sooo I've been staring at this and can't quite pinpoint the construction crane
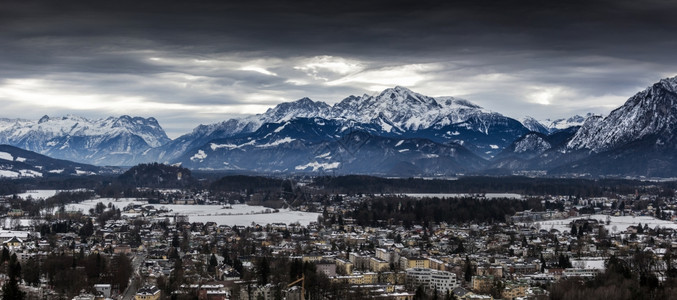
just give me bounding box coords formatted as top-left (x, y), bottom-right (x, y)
top-left (287, 274), bottom-right (305, 300)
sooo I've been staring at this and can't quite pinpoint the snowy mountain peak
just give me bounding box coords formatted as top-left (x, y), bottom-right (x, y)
top-left (657, 75), bottom-right (677, 93)
top-left (262, 97), bottom-right (331, 123)
top-left (0, 115), bottom-right (171, 165)
top-left (519, 116), bottom-right (550, 134)
top-left (514, 133), bottom-right (552, 154)
top-left (377, 86), bottom-right (439, 105)
top-left (544, 113), bottom-right (592, 131)
top-left (567, 76), bottom-right (677, 152)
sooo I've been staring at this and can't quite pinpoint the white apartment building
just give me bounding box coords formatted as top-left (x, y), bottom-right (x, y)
top-left (406, 267), bottom-right (458, 293)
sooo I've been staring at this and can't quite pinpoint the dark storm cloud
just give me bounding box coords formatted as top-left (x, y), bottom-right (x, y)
top-left (0, 0), bottom-right (676, 137)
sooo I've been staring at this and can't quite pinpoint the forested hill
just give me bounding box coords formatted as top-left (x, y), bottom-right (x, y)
top-left (118, 163), bottom-right (194, 188)
top-left (311, 175), bottom-right (670, 197)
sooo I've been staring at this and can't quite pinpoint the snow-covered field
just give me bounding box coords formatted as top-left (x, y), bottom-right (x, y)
top-left (15, 190), bottom-right (61, 200)
top-left (532, 214), bottom-right (677, 234)
top-left (65, 198), bottom-right (320, 226)
top-left (403, 193), bottom-right (523, 200)
top-left (10, 189), bottom-right (90, 200)
top-left (188, 209), bottom-right (320, 226)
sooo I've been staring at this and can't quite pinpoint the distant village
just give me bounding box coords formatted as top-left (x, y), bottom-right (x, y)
top-left (0, 184), bottom-right (676, 300)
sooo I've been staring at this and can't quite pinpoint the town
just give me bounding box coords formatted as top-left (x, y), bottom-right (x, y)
top-left (0, 165), bottom-right (675, 300)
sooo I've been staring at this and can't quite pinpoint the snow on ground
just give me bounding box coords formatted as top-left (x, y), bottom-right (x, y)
top-left (403, 193), bottom-right (523, 200)
top-left (0, 152), bottom-right (13, 161)
top-left (190, 150), bottom-right (207, 162)
top-left (533, 214), bottom-right (677, 234)
top-left (0, 170), bottom-right (19, 178)
top-left (0, 229), bottom-right (31, 239)
top-left (65, 198), bottom-right (320, 226)
top-left (3, 218), bottom-right (40, 229)
top-left (65, 198), bottom-right (146, 212)
top-left (13, 189), bottom-right (89, 200)
top-left (188, 209), bottom-right (320, 226)
top-left (295, 162), bottom-right (340, 171)
top-left (16, 190), bottom-right (60, 200)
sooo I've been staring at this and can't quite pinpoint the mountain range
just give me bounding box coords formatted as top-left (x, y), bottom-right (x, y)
top-left (1, 76), bottom-right (677, 177)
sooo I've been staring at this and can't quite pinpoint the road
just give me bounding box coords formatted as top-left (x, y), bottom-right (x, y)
top-left (120, 253), bottom-right (146, 300)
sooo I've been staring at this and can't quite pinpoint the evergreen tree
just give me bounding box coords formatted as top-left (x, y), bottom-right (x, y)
top-left (540, 253), bottom-right (546, 272)
top-left (208, 253), bottom-right (218, 274)
top-left (3, 253), bottom-right (24, 300)
top-left (257, 256), bottom-right (271, 285)
top-left (0, 247), bottom-right (9, 264)
top-left (454, 241), bottom-right (465, 254)
top-left (464, 256), bottom-right (473, 282)
top-left (23, 257), bottom-right (40, 287)
top-left (414, 285), bottom-right (426, 300)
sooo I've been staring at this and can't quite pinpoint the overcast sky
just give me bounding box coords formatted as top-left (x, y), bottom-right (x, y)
top-left (1, 0), bottom-right (676, 138)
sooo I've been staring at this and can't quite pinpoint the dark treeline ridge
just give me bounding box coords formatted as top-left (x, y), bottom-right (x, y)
top-left (209, 175), bottom-right (288, 193)
top-left (313, 175), bottom-right (671, 196)
top-left (2, 168), bottom-right (676, 202)
top-left (346, 196), bottom-right (543, 226)
top-left (0, 176), bottom-right (103, 196)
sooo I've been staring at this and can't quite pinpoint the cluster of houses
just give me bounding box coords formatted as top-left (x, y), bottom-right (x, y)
top-left (0, 188), bottom-right (674, 299)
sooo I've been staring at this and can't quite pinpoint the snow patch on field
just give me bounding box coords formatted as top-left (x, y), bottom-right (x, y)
top-left (16, 190), bottom-right (60, 199)
top-left (0, 152), bottom-right (13, 161)
top-left (19, 170), bottom-right (41, 177)
top-left (273, 123), bottom-right (288, 133)
top-left (0, 170), bottom-right (18, 178)
top-left (190, 150), bottom-right (207, 162)
top-left (65, 199), bottom-right (320, 226)
top-left (210, 140), bottom-right (256, 150)
top-left (256, 137), bottom-right (295, 148)
top-left (315, 152), bottom-right (331, 158)
top-left (532, 214), bottom-right (677, 233)
top-left (295, 161), bottom-right (340, 171)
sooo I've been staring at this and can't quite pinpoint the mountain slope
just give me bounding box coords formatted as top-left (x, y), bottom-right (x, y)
top-left (568, 78), bottom-right (677, 152)
top-left (0, 115), bottom-right (170, 166)
top-left (0, 144), bottom-right (109, 178)
top-left (176, 118), bottom-right (486, 175)
top-left (519, 117), bottom-right (551, 134)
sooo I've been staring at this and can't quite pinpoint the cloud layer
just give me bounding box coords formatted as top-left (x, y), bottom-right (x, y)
top-left (1, 0), bottom-right (676, 137)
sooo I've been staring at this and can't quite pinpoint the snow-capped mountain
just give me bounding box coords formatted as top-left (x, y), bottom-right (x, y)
top-left (492, 126), bottom-right (579, 166)
top-left (518, 114), bottom-right (590, 135)
top-left (541, 76), bottom-right (677, 176)
top-left (330, 87), bottom-right (489, 131)
top-left (0, 115), bottom-right (170, 166)
top-left (568, 78), bottom-right (677, 152)
top-left (544, 113), bottom-right (592, 132)
top-left (490, 76), bottom-right (677, 177)
top-left (519, 117), bottom-right (551, 134)
top-left (154, 86), bottom-right (526, 163)
top-left (6, 76), bottom-right (677, 177)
